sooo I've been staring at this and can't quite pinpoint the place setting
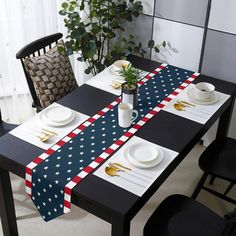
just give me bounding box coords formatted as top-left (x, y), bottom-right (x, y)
top-left (85, 59), bottom-right (149, 95)
top-left (93, 100), bottom-right (178, 195)
top-left (10, 103), bottom-right (89, 149)
top-left (94, 136), bottom-right (179, 196)
top-left (163, 82), bottom-right (230, 124)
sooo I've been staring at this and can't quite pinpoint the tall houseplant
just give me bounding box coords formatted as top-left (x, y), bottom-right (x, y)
top-left (59, 0), bottom-right (165, 75)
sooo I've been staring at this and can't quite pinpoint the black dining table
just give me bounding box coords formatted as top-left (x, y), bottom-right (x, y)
top-left (0, 55), bottom-right (235, 236)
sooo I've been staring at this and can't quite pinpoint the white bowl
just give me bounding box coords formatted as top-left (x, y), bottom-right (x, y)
top-left (194, 82), bottom-right (215, 101)
top-left (110, 60), bottom-right (131, 75)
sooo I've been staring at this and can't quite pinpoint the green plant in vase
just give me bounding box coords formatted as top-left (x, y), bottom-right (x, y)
top-left (119, 64), bottom-right (141, 107)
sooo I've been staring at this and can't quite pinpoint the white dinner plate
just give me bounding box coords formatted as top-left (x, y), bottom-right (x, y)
top-left (124, 143), bottom-right (163, 169)
top-left (39, 106), bottom-right (75, 127)
top-left (187, 88), bottom-right (220, 105)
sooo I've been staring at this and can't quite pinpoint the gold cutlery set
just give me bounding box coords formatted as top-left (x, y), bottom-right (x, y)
top-left (173, 100), bottom-right (211, 114)
top-left (36, 128), bottom-right (58, 142)
top-left (105, 162), bottom-right (153, 187)
top-left (111, 81), bottom-right (122, 89)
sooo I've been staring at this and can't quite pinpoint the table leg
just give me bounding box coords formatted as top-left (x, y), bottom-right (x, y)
top-left (216, 97), bottom-right (235, 141)
top-left (0, 168), bottom-right (18, 236)
top-left (111, 216), bottom-right (130, 236)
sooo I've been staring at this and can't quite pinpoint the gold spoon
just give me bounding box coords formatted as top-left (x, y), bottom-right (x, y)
top-left (173, 103), bottom-right (186, 111)
top-left (105, 166), bottom-right (120, 177)
top-left (105, 166), bottom-right (146, 187)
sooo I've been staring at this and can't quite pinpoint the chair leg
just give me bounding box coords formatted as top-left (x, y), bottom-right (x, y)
top-left (192, 173), bottom-right (208, 199)
top-left (224, 182), bottom-right (234, 196)
top-left (209, 176), bottom-right (215, 185)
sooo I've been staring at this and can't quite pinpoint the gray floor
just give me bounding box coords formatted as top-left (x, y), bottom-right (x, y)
top-left (1, 144), bottom-right (235, 236)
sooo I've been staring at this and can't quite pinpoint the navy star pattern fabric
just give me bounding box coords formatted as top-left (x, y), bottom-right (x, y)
top-left (31, 65), bottom-right (194, 221)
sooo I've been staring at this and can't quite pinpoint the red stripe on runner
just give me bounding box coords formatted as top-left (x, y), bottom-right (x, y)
top-left (64, 187), bottom-right (71, 195)
top-left (105, 148), bottom-right (114, 155)
top-left (138, 81), bottom-right (145, 85)
top-left (159, 65), bottom-right (166, 69)
top-left (114, 139), bottom-right (124, 146)
top-left (191, 74), bottom-right (198, 78)
top-left (34, 157), bottom-right (44, 164)
top-left (95, 157), bottom-right (105, 163)
top-left (178, 85), bottom-right (185, 90)
top-left (164, 97), bottom-right (172, 102)
top-left (64, 200), bottom-right (71, 209)
top-left (157, 104), bottom-right (165, 108)
top-left (26, 167), bottom-right (32, 174)
top-left (45, 149), bottom-right (54, 155)
top-left (57, 140), bottom-right (66, 147)
top-left (25, 180), bottom-right (32, 188)
top-left (141, 117), bottom-right (149, 122)
top-left (171, 91), bottom-right (179, 96)
top-left (83, 166), bottom-right (93, 173)
top-left (106, 104), bottom-right (113, 109)
top-left (115, 97), bottom-right (121, 103)
top-left (87, 117), bottom-right (96, 123)
top-left (67, 132), bottom-right (77, 138)
top-left (98, 111), bottom-right (105, 116)
top-left (185, 79), bottom-right (192, 84)
top-left (71, 175), bottom-right (82, 184)
top-left (124, 132), bottom-right (133, 138)
top-left (79, 124), bottom-right (86, 130)
top-left (149, 110), bottom-right (158, 115)
top-left (133, 124), bottom-right (142, 130)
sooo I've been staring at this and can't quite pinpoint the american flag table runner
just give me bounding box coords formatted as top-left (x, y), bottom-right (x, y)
top-left (25, 64), bottom-right (200, 221)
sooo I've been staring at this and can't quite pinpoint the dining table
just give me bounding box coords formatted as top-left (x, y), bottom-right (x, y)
top-left (0, 55), bottom-right (236, 236)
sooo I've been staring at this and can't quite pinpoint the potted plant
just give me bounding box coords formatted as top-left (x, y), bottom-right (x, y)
top-left (59, 0), bottom-right (166, 76)
top-left (119, 64), bottom-right (141, 107)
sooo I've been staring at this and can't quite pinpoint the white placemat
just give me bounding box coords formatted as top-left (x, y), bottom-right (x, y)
top-left (163, 84), bottom-right (230, 124)
top-left (93, 136), bottom-right (178, 196)
top-left (86, 65), bottom-right (149, 95)
top-left (10, 103), bottom-right (89, 149)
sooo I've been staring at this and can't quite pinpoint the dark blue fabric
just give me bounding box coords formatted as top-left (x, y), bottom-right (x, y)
top-left (31, 65), bottom-right (194, 221)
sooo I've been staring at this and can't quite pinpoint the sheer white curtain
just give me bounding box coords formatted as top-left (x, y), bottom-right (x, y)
top-left (0, 0), bottom-right (85, 124)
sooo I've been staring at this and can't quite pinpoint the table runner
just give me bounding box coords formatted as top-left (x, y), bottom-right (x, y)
top-left (26, 64), bottom-right (200, 221)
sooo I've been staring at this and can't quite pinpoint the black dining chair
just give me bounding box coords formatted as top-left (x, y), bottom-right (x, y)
top-left (16, 33), bottom-right (78, 112)
top-left (143, 194), bottom-right (236, 236)
top-left (191, 137), bottom-right (236, 205)
top-left (0, 109), bottom-right (16, 137)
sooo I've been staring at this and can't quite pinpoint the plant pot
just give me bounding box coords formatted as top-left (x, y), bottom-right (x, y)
top-left (121, 83), bottom-right (138, 107)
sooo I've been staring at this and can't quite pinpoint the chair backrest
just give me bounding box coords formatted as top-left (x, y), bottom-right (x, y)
top-left (16, 33), bottom-right (63, 111)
